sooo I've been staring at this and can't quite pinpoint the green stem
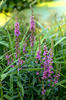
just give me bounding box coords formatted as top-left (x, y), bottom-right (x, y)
top-left (42, 81), bottom-right (44, 100)
top-left (10, 74), bottom-right (13, 96)
top-left (17, 72), bottom-right (23, 100)
top-left (0, 80), bottom-right (3, 100)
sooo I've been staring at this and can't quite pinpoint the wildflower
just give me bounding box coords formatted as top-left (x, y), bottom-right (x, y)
top-left (15, 53), bottom-right (17, 58)
top-left (14, 21), bottom-right (21, 60)
top-left (36, 50), bottom-right (41, 60)
top-left (53, 73), bottom-right (60, 84)
top-left (30, 15), bottom-right (35, 48)
top-left (20, 60), bottom-right (24, 65)
top-left (18, 67), bottom-right (22, 71)
top-left (30, 16), bottom-right (35, 32)
top-left (42, 44), bottom-right (54, 80)
top-left (36, 72), bottom-right (39, 75)
top-left (42, 44), bottom-right (49, 79)
top-left (11, 65), bottom-right (14, 68)
top-left (17, 58), bottom-right (24, 66)
top-left (42, 70), bottom-right (47, 79)
top-left (23, 43), bottom-right (27, 53)
top-left (41, 89), bottom-right (46, 95)
top-left (14, 22), bottom-right (20, 37)
top-left (30, 33), bottom-right (34, 48)
top-left (5, 55), bottom-right (9, 60)
top-left (5, 55), bottom-right (10, 65)
top-left (35, 61), bottom-right (38, 64)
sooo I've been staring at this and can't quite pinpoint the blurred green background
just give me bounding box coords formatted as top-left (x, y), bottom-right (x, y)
top-left (0, 0), bottom-right (66, 26)
top-left (0, 0), bottom-right (54, 12)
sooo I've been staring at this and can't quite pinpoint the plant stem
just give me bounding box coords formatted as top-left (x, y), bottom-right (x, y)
top-left (0, 80), bottom-right (3, 100)
top-left (10, 74), bottom-right (13, 96)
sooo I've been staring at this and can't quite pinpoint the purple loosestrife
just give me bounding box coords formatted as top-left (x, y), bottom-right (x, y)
top-left (14, 21), bottom-right (20, 59)
top-left (41, 89), bottom-right (46, 95)
top-left (41, 44), bottom-right (54, 96)
top-left (14, 20), bottom-right (22, 70)
top-left (5, 54), bottom-right (14, 67)
top-left (36, 50), bottom-right (41, 60)
top-left (42, 44), bottom-right (49, 80)
top-left (36, 72), bottom-right (39, 75)
top-left (14, 22), bottom-right (20, 37)
top-left (53, 73), bottom-right (60, 84)
top-left (47, 49), bottom-right (54, 77)
top-left (42, 45), bottom-right (54, 80)
top-left (17, 58), bottom-right (25, 71)
top-left (30, 33), bottom-right (34, 48)
top-left (18, 67), bottom-right (22, 71)
top-left (18, 59), bottom-right (24, 66)
top-left (30, 16), bottom-right (35, 32)
top-left (23, 43), bottom-right (27, 54)
top-left (10, 55), bottom-right (14, 68)
top-left (5, 55), bottom-right (10, 65)
top-left (30, 15), bottom-right (35, 48)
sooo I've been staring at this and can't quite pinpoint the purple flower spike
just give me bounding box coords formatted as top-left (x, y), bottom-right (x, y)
top-left (36, 72), bottom-right (39, 75)
top-left (7, 60), bottom-right (10, 65)
top-left (30, 16), bottom-right (35, 32)
top-left (42, 71), bottom-right (47, 79)
top-left (5, 55), bottom-right (10, 65)
top-left (53, 73), bottom-right (60, 84)
top-left (14, 22), bottom-right (20, 37)
top-left (23, 43), bottom-right (27, 53)
top-left (20, 60), bottom-right (24, 65)
top-left (15, 53), bottom-right (17, 58)
top-left (42, 44), bottom-right (54, 80)
top-left (18, 67), bottom-right (22, 71)
top-left (36, 50), bottom-right (41, 60)
top-left (11, 65), bottom-right (14, 68)
top-left (41, 89), bottom-right (46, 95)
top-left (5, 55), bottom-right (9, 60)
top-left (30, 33), bottom-right (35, 48)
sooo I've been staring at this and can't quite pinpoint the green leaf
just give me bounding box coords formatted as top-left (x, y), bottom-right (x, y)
top-left (56, 80), bottom-right (66, 88)
top-left (1, 73), bottom-right (8, 81)
top-left (4, 95), bottom-right (10, 99)
top-left (17, 81), bottom-right (24, 97)
top-left (46, 89), bottom-right (51, 96)
top-left (1, 67), bottom-right (16, 81)
top-left (54, 37), bottom-right (66, 47)
top-left (0, 41), bottom-right (9, 47)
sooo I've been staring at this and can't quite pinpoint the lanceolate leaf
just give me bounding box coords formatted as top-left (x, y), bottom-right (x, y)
top-left (54, 37), bottom-right (66, 47)
top-left (0, 41), bottom-right (9, 47)
top-left (56, 80), bottom-right (66, 88)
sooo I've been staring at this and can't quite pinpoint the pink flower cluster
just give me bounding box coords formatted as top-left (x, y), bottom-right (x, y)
top-left (42, 44), bottom-right (53, 80)
top-left (30, 33), bottom-right (35, 48)
top-left (5, 21), bottom-right (24, 71)
top-left (41, 89), bottom-right (46, 95)
top-left (23, 43), bottom-right (27, 53)
top-left (14, 22), bottom-right (20, 37)
top-left (53, 73), bottom-right (60, 84)
top-left (5, 55), bottom-right (10, 65)
top-left (36, 50), bottom-right (41, 60)
top-left (5, 54), bottom-right (14, 68)
top-left (30, 16), bottom-right (35, 32)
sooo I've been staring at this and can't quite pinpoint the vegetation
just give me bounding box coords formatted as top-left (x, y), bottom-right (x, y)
top-left (0, 0), bottom-right (54, 12)
top-left (0, 0), bottom-right (66, 100)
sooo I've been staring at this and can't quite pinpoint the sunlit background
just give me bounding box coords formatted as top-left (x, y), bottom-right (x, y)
top-left (0, 0), bottom-right (66, 26)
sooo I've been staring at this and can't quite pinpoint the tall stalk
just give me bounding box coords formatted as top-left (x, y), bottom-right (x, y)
top-left (0, 80), bottom-right (3, 100)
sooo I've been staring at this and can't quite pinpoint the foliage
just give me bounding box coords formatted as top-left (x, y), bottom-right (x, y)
top-left (0, 0), bottom-right (54, 12)
top-left (0, 9), bottom-right (66, 100)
